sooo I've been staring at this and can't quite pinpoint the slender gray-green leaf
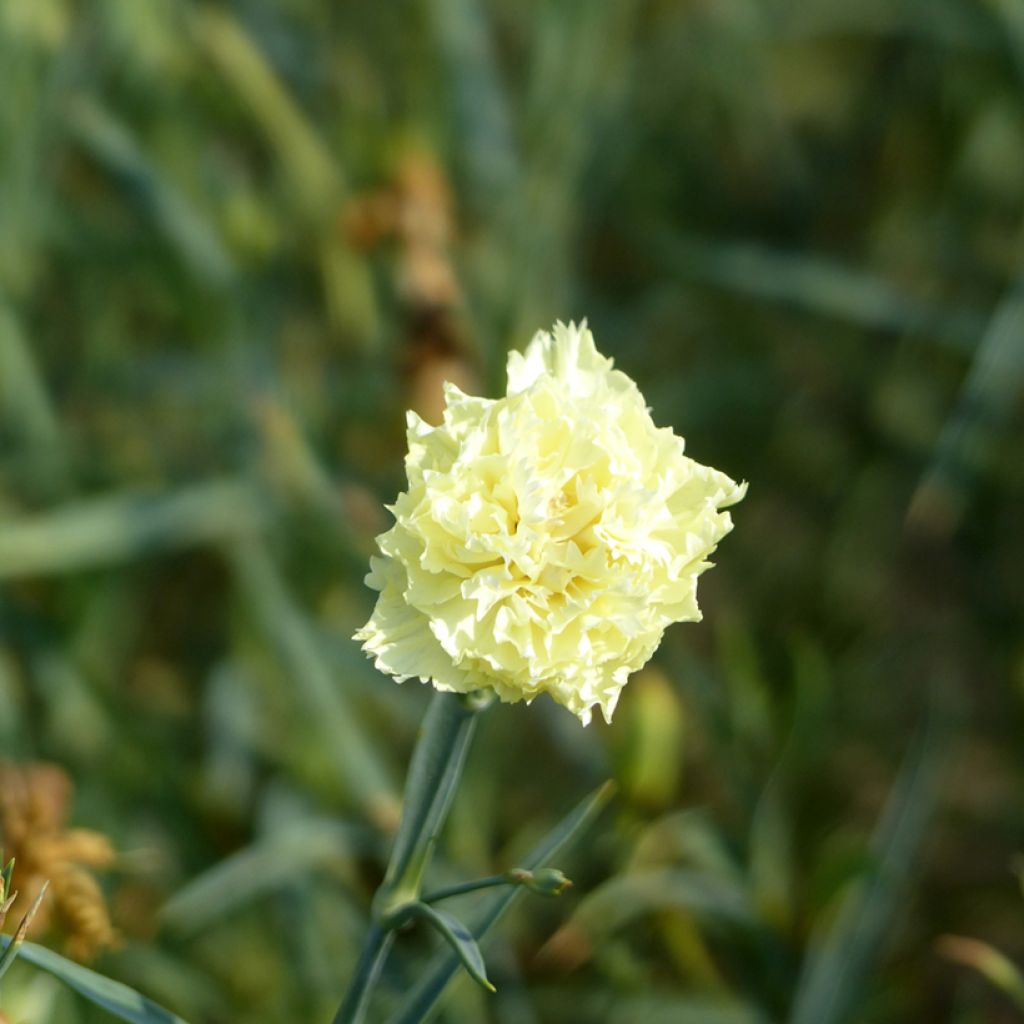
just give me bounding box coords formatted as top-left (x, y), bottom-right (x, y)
top-left (909, 272), bottom-right (1024, 537)
top-left (0, 936), bottom-right (191, 1024)
top-left (189, 6), bottom-right (342, 215)
top-left (0, 480), bottom-right (266, 579)
top-left (660, 232), bottom-right (984, 353)
top-left (937, 934), bottom-right (1024, 1010)
top-left (427, 0), bottom-right (520, 217)
top-left (788, 718), bottom-right (943, 1024)
top-left (0, 296), bottom-right (64, 457)
top-left (562, 867), bottom-right (756, 940)
top-left (749, 772), bottom-right (796, 929)
top-left (228, 539), bottom-right (399, 828)
top-left (159, 818), bottom-right (369, 935)
top-left (406, 902), bottom-right (495, 993)
top-left (67, 97), bottom-right (235, 289)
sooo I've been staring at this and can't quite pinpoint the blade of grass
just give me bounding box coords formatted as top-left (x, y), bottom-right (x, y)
top-left (659, 232), bottom-right (985, 353)
top-left (937, 934), bottom-right (1024, 1010)
top-left (544, 867), bottom-right (755, 966)
top-left (0, 479), bottom-right (267, 579)
top-left (788, 713), bottom-right (944, 1024)
top-left (188, 6), bottom-right (377, 344)
top-left (0, 296), bottom-right (64, 458)
top-left (66, 95), bottom-right (235, 289)
top-left (227, 539), bottom-right (399, 829)
top-left (159, 818), bottom-right (372, 936)
top-left (908, 274), bottom-right (1024, 538)
top-left (189, 6), bottom-right (341, 215)
top-left (426, 0), bottom-right (520, 212)
top-left (0, 934), bottom-right (191, 1024)
top-left (504, 0), bottom-right (636, 347)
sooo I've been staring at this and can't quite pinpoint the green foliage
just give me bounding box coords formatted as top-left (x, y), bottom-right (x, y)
top-left (0, 935), bottom-right (190, 1024)
top-left (1, 0), bottom-right (1022, 1022)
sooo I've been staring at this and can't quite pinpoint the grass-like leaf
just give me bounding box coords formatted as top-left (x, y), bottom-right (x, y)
top-left (0, 480), bottom-right (266, 580)
top-left (0, 935), bottom-right (191, 1024)
top-left (228, 539), bottom-right (399, 828)
top-left (405, 902), bottom-right (495, 993)
top-left (788, 717), bottom-right (943, 1024)
top-left (159, 818), bottom-right (370, 936)
top-left (660, 232), bottom-right (983, 353)
top-left (937, 934), bottom-right (1024, 1010)
top-left (556, 867), bottom-right (755, 939)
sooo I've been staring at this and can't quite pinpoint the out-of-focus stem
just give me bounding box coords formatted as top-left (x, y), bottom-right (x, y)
top-left (331, 924), bottom-right (394, 1024)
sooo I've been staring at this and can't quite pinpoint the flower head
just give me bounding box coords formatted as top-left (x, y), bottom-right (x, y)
top-left (355, 322), bottom-right (745, 724)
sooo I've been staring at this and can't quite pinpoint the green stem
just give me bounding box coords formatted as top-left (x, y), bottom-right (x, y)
top-left (331, 924), bottom-right (394, 1024)
top-left (374, 691), bottom-right (487, 914)
top-left (332, 690), bottom-right (490, 1022)
top-left (421, 875), bottom-right (512, 905)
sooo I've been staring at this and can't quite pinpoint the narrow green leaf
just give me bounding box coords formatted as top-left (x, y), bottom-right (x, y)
top-left (789, 717), bottom-right (943, 1024)
top-left (0, 297), bottom-right (64, 458)
top-left (660, 232), bottom-right (983, 353)
top-left (631, 809), bottom-right (746, 885)
top-left (387, 780), bottom-right (614, 1024)
top-left (748, 772), bottom-right (795, 929)
top-left (0, 935), bottom-right (191, 1024)
top-left (160, 818), bottom-right (368, 936)
top-left (228, 540), bottom-right (398, 828)
top-left (406, 903), bottom-right (495, 993)
top-left (0, 480), bottom-right (266, 580)
top-left (427, 0), bottom-right (521, 212)
top-left (938, 934), bottom-right (1024, 1010)
top-left (909, 274), bottom-right (1024, 537)
top-left (0, 891), bottom-right (14, 930)
top-left (66, 97), bottom-right (235, 289)
top-left (189, 6), bottom-right (342, 216)
top-left (560, 867), bottom-right (755, 942)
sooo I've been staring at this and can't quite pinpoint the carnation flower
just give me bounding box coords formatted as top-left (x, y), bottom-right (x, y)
top-left (355, 322), bottom-right (745, 725)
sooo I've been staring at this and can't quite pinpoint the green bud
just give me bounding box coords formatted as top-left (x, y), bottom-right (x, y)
top-left (507, 867), bottom-right (572, 896)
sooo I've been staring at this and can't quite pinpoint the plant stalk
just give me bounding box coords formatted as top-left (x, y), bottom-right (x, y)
top-left (332, 690), bottom-right (489, 1023)
top-left (331, 924), bottom-right (394, 1024)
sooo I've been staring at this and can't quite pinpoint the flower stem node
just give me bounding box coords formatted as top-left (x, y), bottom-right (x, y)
top-left (458, 688), bottom-right (496, 713)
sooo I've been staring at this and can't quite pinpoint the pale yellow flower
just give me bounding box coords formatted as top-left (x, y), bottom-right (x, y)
top-left (355, 322), bottom-right (745, 724)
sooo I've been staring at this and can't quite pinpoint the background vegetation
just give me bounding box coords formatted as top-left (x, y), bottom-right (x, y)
top-left (1, 0), bottom-right (1023, 1021)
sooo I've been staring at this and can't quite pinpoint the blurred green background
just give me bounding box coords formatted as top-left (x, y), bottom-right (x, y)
top-left (1, 0), bottom-right (1023, 1021)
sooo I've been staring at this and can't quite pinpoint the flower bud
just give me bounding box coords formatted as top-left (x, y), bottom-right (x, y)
top-left (507, 867), bottom-right (573, 896)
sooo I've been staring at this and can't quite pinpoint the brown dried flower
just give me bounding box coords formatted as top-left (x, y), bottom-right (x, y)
top-left (0, 762), bottom-right (118, 960)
